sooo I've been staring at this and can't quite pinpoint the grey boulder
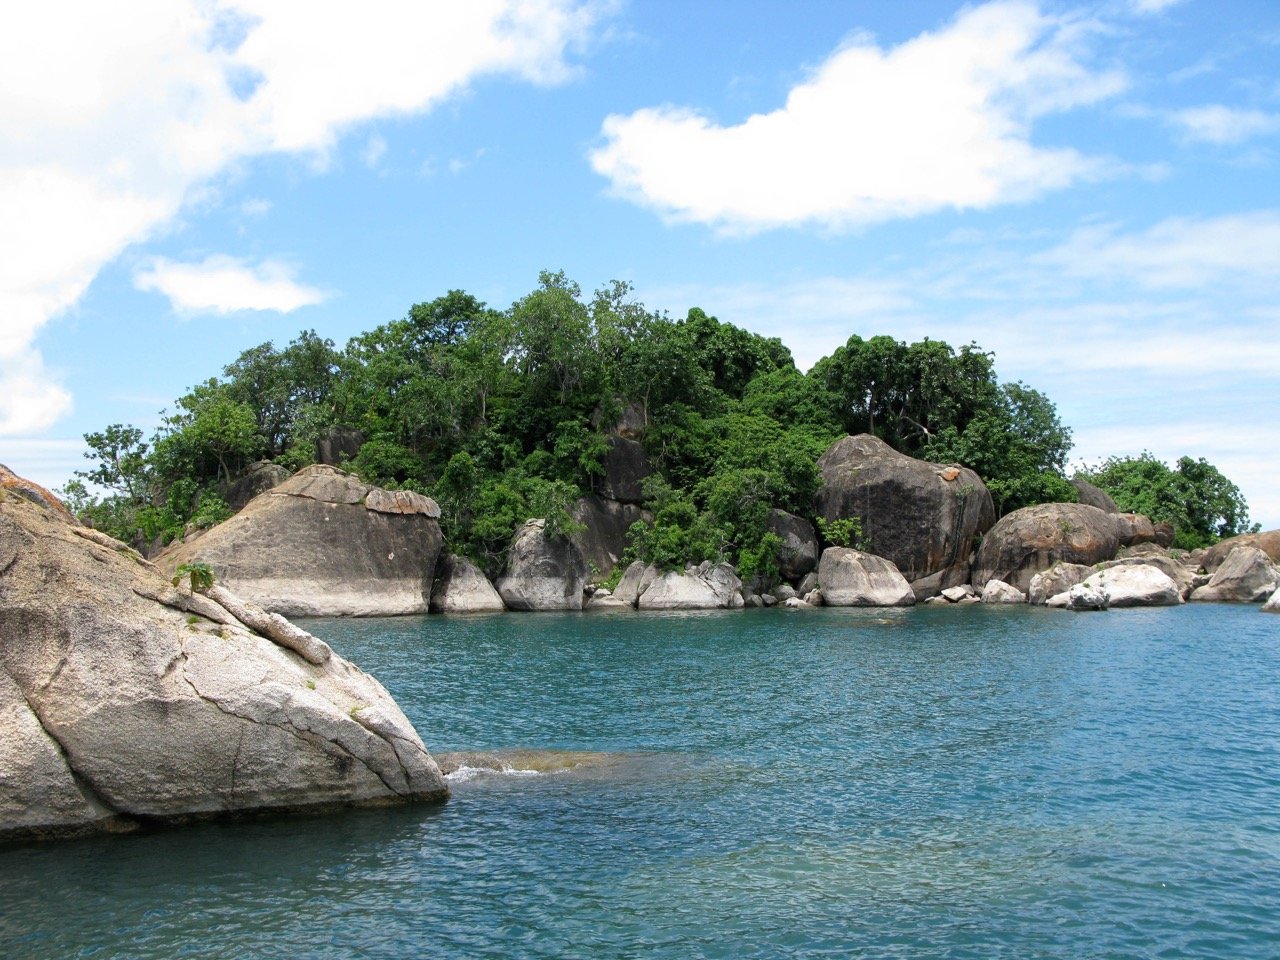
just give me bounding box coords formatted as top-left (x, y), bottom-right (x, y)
top-left (429, 555), bottom-right (506, 614)
top-left (1028, 563), bottom-right (1095, 605)
top-left (496, 519), bottom-right (588, 611)
top-left (981, 580), bottom-right (1027, 604)
top-left (1190, 546), bottom-right (1280, 603)
top-left (817, 547), bottom-right (915, 607)
top-left (973, 503), bottom-right (1122, 594)
top-left (638, 562), bottom-right (745, 610)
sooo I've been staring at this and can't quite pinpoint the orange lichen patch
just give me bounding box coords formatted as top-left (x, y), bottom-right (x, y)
top-left (0, 463), bottom-right (77, 523)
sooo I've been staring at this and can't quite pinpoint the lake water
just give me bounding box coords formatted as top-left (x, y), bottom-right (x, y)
top-left (3, 605), bottom-right (1279, 958)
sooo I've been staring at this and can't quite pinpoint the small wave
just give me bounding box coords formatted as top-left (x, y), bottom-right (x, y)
top-left (444, 764), bottom-right (546, 783)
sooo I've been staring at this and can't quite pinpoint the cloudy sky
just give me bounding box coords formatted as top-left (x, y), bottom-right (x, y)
top-left (3, 0), bottom-right (1278, 527)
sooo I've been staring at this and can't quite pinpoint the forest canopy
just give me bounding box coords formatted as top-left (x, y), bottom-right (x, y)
top-left (62, 272), bottom-right (1256, 576)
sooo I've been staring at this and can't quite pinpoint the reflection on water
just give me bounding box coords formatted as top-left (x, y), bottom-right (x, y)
top-left (2, 605), bottom-right (1279, 959)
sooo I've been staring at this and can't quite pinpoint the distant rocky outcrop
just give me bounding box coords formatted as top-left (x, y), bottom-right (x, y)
top-left (160, 465), bottom-right (443, 617)
top-left (0, 473), bottom-right (447, 843)
top-left (637, 562), bottom-right (745, 610)
top-left (1190, 546), bottom-right (1280, 603)
top-left (495, 519), bottom-right (588, 611)
top-left (973, 503), bottom-right (1122, 593)
top-left (814, 434), bottom-right (994, 597)
top-left (767, 509), bottom-right (820, 581)
top-left (429, 555), bottom-right (506, 614)
top-left (816, 547), bottom-right (915, 607)
top-left (315, 426), bottom-right (365, 467)
top-left (1070, 478), bottom-right (1118, 513)
top-left (1201, 530), bottom-right (1280, 572)
top-left (569, 494), bottom-right (647, 580)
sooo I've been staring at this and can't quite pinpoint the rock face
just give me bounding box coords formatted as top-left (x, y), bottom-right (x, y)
top-left (495, 520), bottom-right (588, 611)
top-left (1202, 530), bottom-right (1280, 572)
top-left (160, 465), bottom-right (443, 617)
top-left (569, 494), bottom-right (647, 580)
top-left (1190, 546), bottom-right (1280, 602)
top-left (222, 461), bottom-right (291, 512)
top-left (817, 547), bottom-right (915, 607)
top-left (814, 435), bottom-right (995, 593)
top-left (973, 503), bottom-right (1121, 594)
top-left (637, 562), bottom-right (745, 610)
top-left (1264, 588), bottom-right (1280, 613)
top-left (597, 436), bottom-right (653, 504)
top-left (1028, 562), bottom-right (1095, 605)
top-left (767, 510), bottom-right (820, 581)
top-left (612, 560), bottom-right (658, 607)
top-left (0, 477), bottom-right (447, 843)
top-left (1070, 478), bottom-right (1118, 513)
top-left (1069, 565), bottom-right (1182, 608)
top-left (1114, 513), bottom-right (1158, 548)
top-left (315, 426), bottom-right (365, 467)
top-left (429, 555), bottom-right (505, 614)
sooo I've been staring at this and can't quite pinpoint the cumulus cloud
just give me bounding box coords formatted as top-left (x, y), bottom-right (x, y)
top-left (591, 0), bottom-right (1125, 233)
top-left (1129, 0), bottom-right (1184, 13)
top-left (133, 256), bottom-right (327, 314)
top-left (1171, 105), bottom-right (1280, 145)
top-left (0, 0), bottom-right (602, 434)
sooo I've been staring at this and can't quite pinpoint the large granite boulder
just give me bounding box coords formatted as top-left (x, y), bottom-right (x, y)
top-left (160, 465), bottom-right (443, 617)
top-left (973, 502), bottom-right (1121, 594)
top-left (1070, 478), bottom-right (1118, 513)
top-left (429, 555), bottom-right (506, 614)
top-left (1114, 513), bottom-right (1158, 548)
top-left (597, 436), bottom-right (653, 504)
top-left (569, 494), bottom-right (647, 580)
top-left (1066, 565), bottom-right (1182, 608)
top-left (814, 435), bottom-right (995, 594)
top-left (612, 560), bottom-right (658, 607)
top-left (0, 475), bottom-right (447, 843)
top-left (1028, 562), bottom-right (1095, 605)
top-left (637, 562), bottom-right (745, 610)
top-left (1190, 546), bottom-right (1280, 602)
top-left (1095, 555), bottom-right (1199, 600)
top-left (981, 580), bottom-right (1026, 604)
top-left (768, 509), bottom-right (820, 581)
top-left (495, 519), bottom-right (588, 611)
top-left (817, 547), bottom-right (915, 607)
top-left (1201, 530), bottom-right (1280, 572)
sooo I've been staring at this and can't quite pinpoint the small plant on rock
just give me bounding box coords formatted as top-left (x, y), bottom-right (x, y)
top-left (172, 561), bottom-right (215, 592)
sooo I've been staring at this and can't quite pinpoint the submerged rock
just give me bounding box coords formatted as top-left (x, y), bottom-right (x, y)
top-left (817, 547), bottom-right (915, 607)
top-left (0, 474), bottom-right (448, 843)
top-left (160, 465), bottom-right (443, 617)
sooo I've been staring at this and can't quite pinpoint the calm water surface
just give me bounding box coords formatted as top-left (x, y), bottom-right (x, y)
top-left (3, 605), bottom-right (1279, 958)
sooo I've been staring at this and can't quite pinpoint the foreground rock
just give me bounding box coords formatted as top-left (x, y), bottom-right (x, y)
top-left (814, 435), bottom-right (995, 596)
top-left (637, 562), bottom-right (745, 610)
top-left (429, 555), bottom-right (506, 614)
top-left (495, 519), bottom-right (588, 611)
top-left (161, 465), bottom-right (443, 617)
top-left (817, 547), bottom-right (915, 607)
top-left (973, 503), bottom-right (1121, 594)
top-left (1190, 546), bottom-right (1280, 603)
top-left (0, 474), bottom-right (447, 843)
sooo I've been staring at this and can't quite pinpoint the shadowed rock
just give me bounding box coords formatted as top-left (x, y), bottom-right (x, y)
top-left (430, 555), bottom-right (506, 614)
top-left (496, 520), bottom-right (588, 611)
top-left (1190, 546), bottom-right (1280, 602)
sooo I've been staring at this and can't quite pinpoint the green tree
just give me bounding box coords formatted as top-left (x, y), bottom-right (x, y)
top-left (1078, 453), bottom-right (1257, 549)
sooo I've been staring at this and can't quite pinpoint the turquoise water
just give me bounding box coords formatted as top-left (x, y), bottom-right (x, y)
top-left (3, 605), bottom-right (1280, 958)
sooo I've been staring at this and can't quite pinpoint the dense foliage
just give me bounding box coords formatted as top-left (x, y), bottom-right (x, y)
top-left (1077, 454), bottom-right (1259, 550)
top-left (63, 271), bottom-right (1251, 578)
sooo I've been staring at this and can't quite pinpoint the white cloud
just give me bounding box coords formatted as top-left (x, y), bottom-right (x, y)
top-left (133, 255), bottom-right (327, 314)
top-left (1034, 211), bottom-right (1280, 289)
top-left (1171, 105), bottom-right (1280, 144)
top-left (0, 438), bottom-right (87, 494)
top-left (0, 350), bottom-right (73, 435)
top-left (1129, 0), bottom-right (1184, 14)
top-left (361, 133), bottom-right (389, 169)
top-left (0, 0), bottom-right (603, 434)
top-left (591, 0), bottom-right (1125, 233)
top-left (239, 197), bottom-right (273, 217)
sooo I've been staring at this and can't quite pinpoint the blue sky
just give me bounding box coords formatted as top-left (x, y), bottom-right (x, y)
top-left (3, 0), bottom-right (1279, 528)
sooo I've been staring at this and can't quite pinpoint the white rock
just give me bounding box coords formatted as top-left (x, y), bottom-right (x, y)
top-left (1079, 565), bottom-right (1181, 608)
top-left (980, 580), bottom-right (1026, 604)
top-left (816, 548), bottom-right (915, 607)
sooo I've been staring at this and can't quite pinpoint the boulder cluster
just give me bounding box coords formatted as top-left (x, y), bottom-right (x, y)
top-left (150, 434), bottom-right (1278, 616)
